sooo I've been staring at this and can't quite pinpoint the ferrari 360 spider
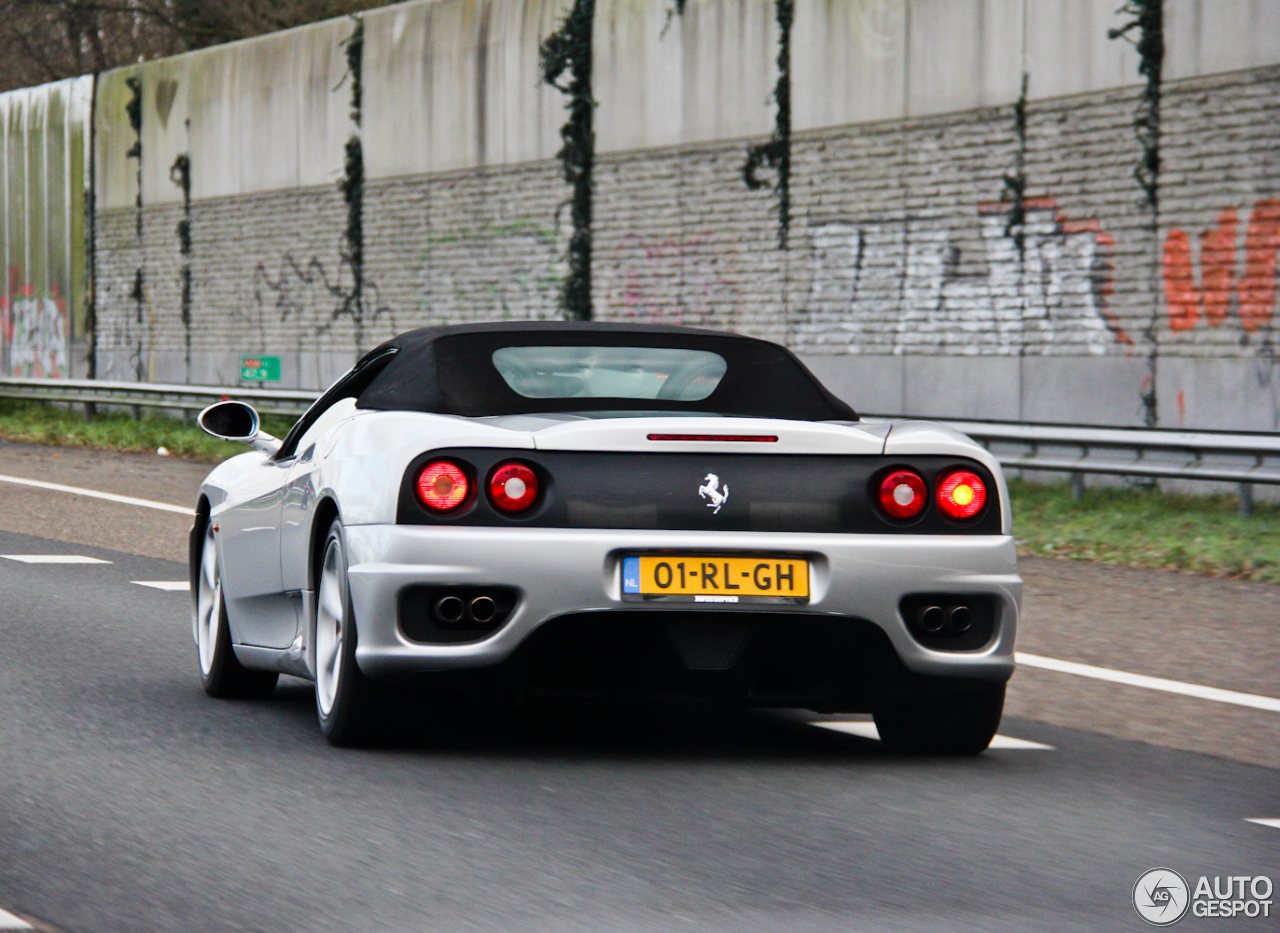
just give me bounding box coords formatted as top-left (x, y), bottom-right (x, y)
top-left (194, 322), bottom-right (1020, 751)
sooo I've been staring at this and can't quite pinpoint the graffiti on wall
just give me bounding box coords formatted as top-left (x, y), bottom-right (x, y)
top-left (1, 270), bottom-right (70, 377)
top-left (1163, 197), bottom-right (1280, 335)
top-left (798, 198), bottom-right (1129, 355)
top-left (251, 253), bottom-right (395, 345)
top-left (419, 222), bottom-right (561, 323)
top-left (600, 230), bottom-right (745, 328)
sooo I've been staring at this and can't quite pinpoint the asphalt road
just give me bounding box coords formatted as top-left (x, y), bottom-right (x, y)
top-left (0, 528), bottom-right (1276, 933)
top-left (0, 443), bottom-right (1277, 931)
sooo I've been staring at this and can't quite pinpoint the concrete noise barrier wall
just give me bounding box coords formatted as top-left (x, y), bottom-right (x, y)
top-left (0, 76), bottom-right (93, 380)
top-left (8, 0), bottom-right (1280, 430)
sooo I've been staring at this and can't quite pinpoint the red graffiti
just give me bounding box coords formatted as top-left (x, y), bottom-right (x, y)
top-left (606, 230), bottom-right (744, 327)
top-left (1239, 197), bottom-right (1280, 332)
top-left (1163, 198), bottom-right (1279, 333)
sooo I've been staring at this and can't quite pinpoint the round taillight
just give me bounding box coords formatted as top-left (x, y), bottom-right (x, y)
top-left (417, 460), bottom-right (470, 511)
top-left (937, 470), bottom-right (987, 521)
top-left (488, 461), bottom-right (539, 513)
top-left (878, 470), bottom-right (927, 520)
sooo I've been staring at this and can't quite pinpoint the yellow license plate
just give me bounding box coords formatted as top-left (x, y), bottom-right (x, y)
top-left (623, 555), bottom-right (809, 598)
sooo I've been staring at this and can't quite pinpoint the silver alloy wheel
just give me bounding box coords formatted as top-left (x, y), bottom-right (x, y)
top-left (315, 533), bottom-right (346, 718)
top-left (194, 522), bottom-right (221, 677)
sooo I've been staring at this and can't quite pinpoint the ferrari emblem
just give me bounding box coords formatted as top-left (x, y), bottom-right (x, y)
top-left (698, 473), bottom-right (729, 514)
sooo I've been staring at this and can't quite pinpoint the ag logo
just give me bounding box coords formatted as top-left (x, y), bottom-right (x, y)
top-left (1134, 868), bottom-right (1190, 925)
top-left (698, 473), bottom-right (729, 514)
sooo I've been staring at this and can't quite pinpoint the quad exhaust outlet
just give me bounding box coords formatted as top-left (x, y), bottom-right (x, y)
top-left (432, 593), bottom-right (500, 626)
top-left (433, 595), bottom-right (465, 624)
top-left (917, 604), bottom-right (972, 635)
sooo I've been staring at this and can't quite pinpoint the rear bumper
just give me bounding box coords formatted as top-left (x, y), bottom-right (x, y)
top-left (343, 525), bottom-right (1020, 684)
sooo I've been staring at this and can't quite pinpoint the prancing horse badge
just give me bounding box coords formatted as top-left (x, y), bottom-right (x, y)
top-left (698, 473), bottom-right (729, 514)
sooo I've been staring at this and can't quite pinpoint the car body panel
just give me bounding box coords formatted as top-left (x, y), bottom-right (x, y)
top-left (526, 416), bottom-right (890, 455)
top-left (205, 451), bottom-right (296, 647)
top-left (197, 324), bottom-right (1021, 712)
top-left (339, 524), bottom-right (1018, 678)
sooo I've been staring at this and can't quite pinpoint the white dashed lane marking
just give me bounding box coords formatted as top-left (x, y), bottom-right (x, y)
top-left (132, 581), bottom-right (190, 591)
top-left (1245, 818), bottom-right (1280, 830)
top-left (812, 720), bottom-right (1054, 750)
top-left (1016, 652), bottom-right (1280, 713)
top-left (0, 473), bottom-right (192, 515)
top-left (2, 554), bottom-right (111, 564)
top-left (0, 906), bottom-right (32, 929)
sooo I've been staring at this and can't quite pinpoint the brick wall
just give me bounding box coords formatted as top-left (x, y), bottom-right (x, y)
top-left (93, 64), bottom-right (1280, 428)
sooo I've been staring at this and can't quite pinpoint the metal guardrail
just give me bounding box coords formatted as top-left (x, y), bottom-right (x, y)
top-left (2, 379), bottom-right (1276, 512)
top-left (888, 416), bottom-right (1280, 517)
top-left (935, 418), bottom-right (1280, 485)
top-left (0, 377), bottom-right (317, 418)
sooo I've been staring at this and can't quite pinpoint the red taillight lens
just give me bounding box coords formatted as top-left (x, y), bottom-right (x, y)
top-left (878, 470), bottom-right (927, 520)
top-left (937, 470), bottom-right (987, 520)
top-left (488, 462), bottom-right (539, 513)
top-left (417, 461), bottom-right (470, 511)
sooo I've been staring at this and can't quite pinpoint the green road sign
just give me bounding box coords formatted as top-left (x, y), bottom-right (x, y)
top-left (240, 356), bottom-right (281, 382)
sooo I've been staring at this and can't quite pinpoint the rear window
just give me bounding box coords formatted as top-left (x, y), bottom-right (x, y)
top-left (491, 346), bottom-right (728, 401)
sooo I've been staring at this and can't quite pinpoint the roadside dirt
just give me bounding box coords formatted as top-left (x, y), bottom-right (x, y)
top-left (1009, 556), bottom-right (1279, 770)
top-left (0, 440), bottom-right (205, 562)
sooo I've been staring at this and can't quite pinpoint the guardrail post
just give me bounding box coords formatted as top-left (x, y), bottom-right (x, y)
top-left (1071, 472), bottom-right (1085, 501)
top-left (1239, 483), bottom-right (1253, 518)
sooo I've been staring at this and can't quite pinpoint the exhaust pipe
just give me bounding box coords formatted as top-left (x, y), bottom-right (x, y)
top-left (919, 605), bottom-right (946, 633)
top-left (433, 595), bottom-right (465, 624)
top-left (948, 605), bottom-right (972, 633)
top-left (468, 595), bottom-right (497, 624)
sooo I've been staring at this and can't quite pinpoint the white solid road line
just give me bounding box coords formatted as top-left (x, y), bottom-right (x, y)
top-left (2, 554), bottom-right (111, 564)
top-left (1245, 818), bottom-right (1280, 830)
top-left (1016, 652), bottom-right (1280, 713)
top-left (811, 720), bottom-right (1054, 750)
top-left (132, 580), bottom-right (190, 591)
top-left (0, 906), bottom-right (32, 930)
top-left (0, 472), bottom-right (193, 515)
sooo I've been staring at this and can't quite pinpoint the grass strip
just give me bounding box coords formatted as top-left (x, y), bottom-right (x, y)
top-left (0, 399), bottom-right (295, 463)
top-left (1009, 479), bottom-right (1279, 583)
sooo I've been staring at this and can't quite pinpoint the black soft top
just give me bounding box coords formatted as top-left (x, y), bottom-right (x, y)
top-left (350, 322), bottom-right (856, 421)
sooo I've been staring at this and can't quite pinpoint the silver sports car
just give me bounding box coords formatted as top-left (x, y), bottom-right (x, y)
top-left (194, 322), bottom-right (1020, 751)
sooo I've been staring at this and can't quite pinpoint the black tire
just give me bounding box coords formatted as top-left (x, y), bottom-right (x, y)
top-left (314, 518), bottom-right (380, 746)
top-left (874, 683), bottom-right (1005, 755)
top-left (193, 519), bottom-right (279, 699)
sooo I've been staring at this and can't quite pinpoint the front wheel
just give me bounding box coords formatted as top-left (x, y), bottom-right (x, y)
top-left (314, 518), bottom-right (379, 745)
top-left (873, 683), bottom-right (1005, 755)
top-left (193, 520), bottom-right (279, 699)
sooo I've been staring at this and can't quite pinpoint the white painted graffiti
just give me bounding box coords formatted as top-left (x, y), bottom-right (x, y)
top-left (3, 287), bottom-right (69, 377)
top-left (798, 200), bottom-right (1130, 356)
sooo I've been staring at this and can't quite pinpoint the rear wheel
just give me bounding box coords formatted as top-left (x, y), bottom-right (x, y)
top-left (193, 521), bottom-right (279, 699)
top-left (315, 518), bottom-right (379, 745)
top-left (874, 683), bottom-right (1005, 755)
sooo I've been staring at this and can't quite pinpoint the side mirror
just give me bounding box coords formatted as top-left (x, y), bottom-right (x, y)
top-left (198, 401), bottom-right (281, 456)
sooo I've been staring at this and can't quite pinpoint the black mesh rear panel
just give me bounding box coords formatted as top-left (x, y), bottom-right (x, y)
top-left (396, 449), bottom-right (1002, 535)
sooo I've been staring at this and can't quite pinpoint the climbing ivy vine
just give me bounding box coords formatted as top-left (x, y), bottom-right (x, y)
top-left (744, 0), bottom-right (793, 250)
top-left (338, 16), bottom-right (366, 351)
top-left (125, 74), bottom-right (145, 380)
top-left (1109, 0), bottom-right (1164, 427)
top-left (1109, 0), bottom-right (1164, 213)
top-left (1001, 73), bottom-right (1029, 259)
top-left (170, 151), bottom-right (193, 376)
top-left (540, 0), bottom-right (595, 321)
